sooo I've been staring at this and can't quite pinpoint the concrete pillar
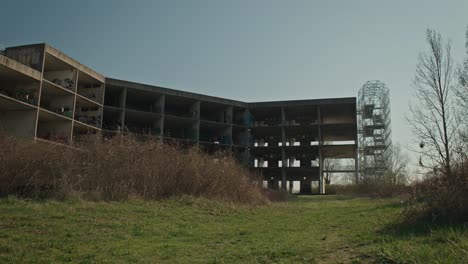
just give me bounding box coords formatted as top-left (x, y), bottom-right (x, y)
top-left (300, 178), bottom-right (312, 194)
top-left (259, 138), bottom-right (265, 146)
top-left (281, 107), bottom-right (287, 192)
top-left (267, 178), bottom-right (273, 189)
top-left (258, 157), bottom-right (264, 168)
top-left (319, 178), bottom-right (326, 194)
top-left (226, 106), bottom-right (233, 124)
top-left (318, 105), bottom-right (325, 195)
top-left (121, 87), bottom-right (127, 133)
top-left (319, 152), bottom-right (325, 194)
top-left (289, 137), bottom-right (295, 146)
top-left (119, 87), bottom-right (127, 108)
top-left (159, 95), bottom-right (165, 140)
top-left (267, 177), bottom-right (279, 190)
top-left (189, 101), bottom-right (200, 119)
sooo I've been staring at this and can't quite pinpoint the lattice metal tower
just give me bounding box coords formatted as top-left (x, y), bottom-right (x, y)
top-left (357, 80), bottom-right (392, 181)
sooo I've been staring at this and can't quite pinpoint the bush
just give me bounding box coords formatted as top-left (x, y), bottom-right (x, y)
top-left (260, 189), bottom-right (288, 202)
top-left (0, 134), bottom-right (267, 205)
top-left (404, 160), bottom-right (468, 223)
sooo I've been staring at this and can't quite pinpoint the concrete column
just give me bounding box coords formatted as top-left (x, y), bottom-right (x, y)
top-left (258, 157), bottom-right (264, 168)
top-left (289, 137), bottom-right (295, 146)
top-left (69, 70), bottom-right (78, 144)
top-left (319, 153), bottom-right (325, 194)
top-left (281, 106), bottom-right (287, 192)
top-left (300, 178), bottom-right (312, 194)
top-left (190, 101), bottom-right (200, 144)
top-left (259, 138), bottom-right (265, 146)
top-left (318, 105), bottom-right (325, 194)
top-left (32, 46), bottom-right (46, 140)
top-left (189, 101), bottom-right (200, 119)
top-left (154, 95), bottom-right (164, 114)
top-left (119, 88), bottom-right (127, 108)
top-left (226, 106), bottom-right (233, 124)
top-left (121, 87), bottom-right (127, 130)
top-left (159, 95), bottom-right (165, 141)
top-left (267, 177), bottom-right (278, 190)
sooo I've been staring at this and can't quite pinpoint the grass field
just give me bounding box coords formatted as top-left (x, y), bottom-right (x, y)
top-left (0, 195), bottom-right (467, 263)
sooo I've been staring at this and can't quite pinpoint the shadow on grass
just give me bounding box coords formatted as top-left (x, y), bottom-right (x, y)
top-left (378, 213), bottom-right (467, 238)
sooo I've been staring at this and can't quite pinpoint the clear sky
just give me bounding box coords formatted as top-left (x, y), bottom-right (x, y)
top-left (1, 0), bottom-right (467, 167)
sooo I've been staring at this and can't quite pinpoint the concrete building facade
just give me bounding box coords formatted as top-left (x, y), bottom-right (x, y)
top-left (0, 43), bottom-right (357, 194)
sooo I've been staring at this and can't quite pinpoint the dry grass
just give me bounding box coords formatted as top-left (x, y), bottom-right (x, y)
top-left (404, 159), bottom-right (468, 223)
top-left (0, 134), bottom-right (267, 204)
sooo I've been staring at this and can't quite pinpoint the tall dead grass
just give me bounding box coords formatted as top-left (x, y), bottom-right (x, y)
top-left (0, 134), bottom-right (267, 204)
top-left (404, 159), bottom-right (468, 223)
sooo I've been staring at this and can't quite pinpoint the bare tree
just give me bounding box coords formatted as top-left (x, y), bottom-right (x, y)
top-left (456, 26), bottom-right (468, 155)
top-left (323, 158), bottom-right (336, 184)
top-left (408, 29), bottom-right (458, 175)
top-left (383, 143), bottom-right (409, 185)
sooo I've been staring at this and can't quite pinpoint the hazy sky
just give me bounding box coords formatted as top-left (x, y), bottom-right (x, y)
top-left (1, 0), bottom-right (467, 167)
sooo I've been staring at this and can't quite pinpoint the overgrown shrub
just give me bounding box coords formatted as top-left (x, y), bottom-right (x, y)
top-left (260, 189), bottom-right (288, 202)
top-left (0, 135), bottom-right (267, 204)
top-left (404, 160), bottom-right (468, 223)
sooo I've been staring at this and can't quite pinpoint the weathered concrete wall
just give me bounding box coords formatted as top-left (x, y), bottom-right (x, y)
top-left (45, 45), bottom-right (105, 83)
top-left (0, 110), bottom-right (37, 138)
top-left (5, 44), bottom-right (45, 72)
top-left (0, 54), bottom-right (42, 81)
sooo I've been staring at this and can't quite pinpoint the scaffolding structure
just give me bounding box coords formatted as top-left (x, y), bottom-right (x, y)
top-left (357, 80), bottom-right (392, 181)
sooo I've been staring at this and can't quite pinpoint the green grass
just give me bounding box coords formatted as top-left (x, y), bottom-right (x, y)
top-left (0, 195), bottom-right (466, 263)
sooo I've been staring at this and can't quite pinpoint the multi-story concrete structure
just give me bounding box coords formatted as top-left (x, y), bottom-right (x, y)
top-left (0, 43), bottom-right (357, 194)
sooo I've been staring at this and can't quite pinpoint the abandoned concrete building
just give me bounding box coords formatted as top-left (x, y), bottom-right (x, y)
top-left (0, 43), bottom-right (358, 194)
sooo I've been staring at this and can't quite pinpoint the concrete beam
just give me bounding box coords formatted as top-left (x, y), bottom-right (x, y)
top-left (106, 78), bottom-right (247, 108)
top-left (0, 54), bottom-right (41, 81)
top-left (45, 45), bottom-right (105, 83)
